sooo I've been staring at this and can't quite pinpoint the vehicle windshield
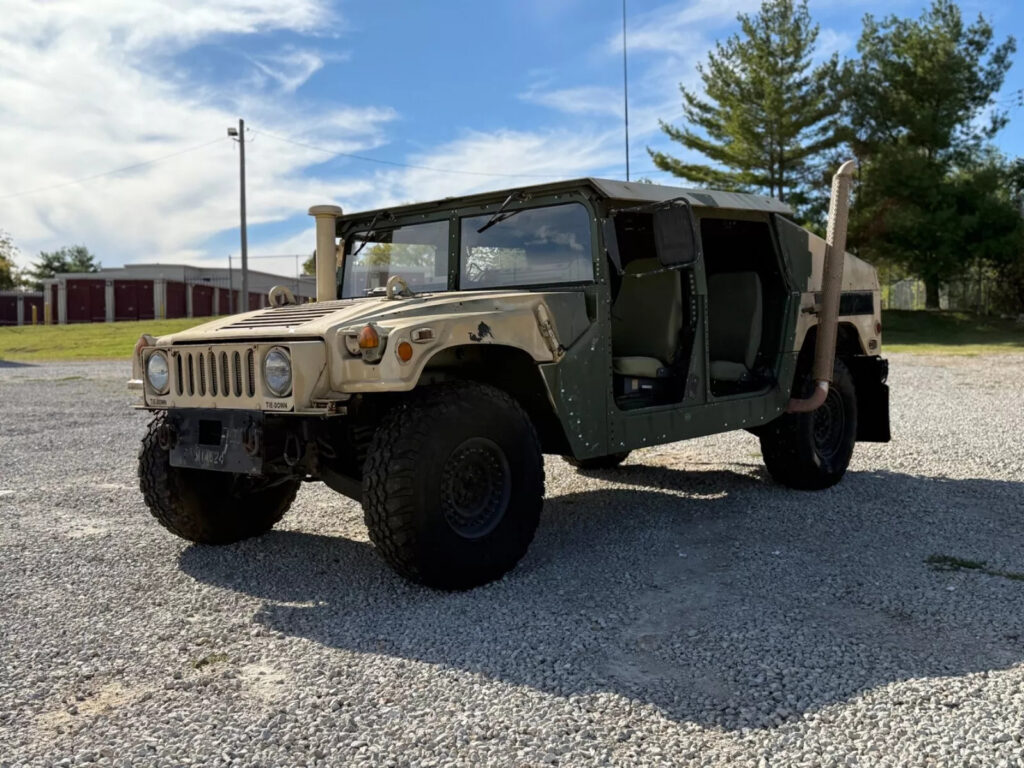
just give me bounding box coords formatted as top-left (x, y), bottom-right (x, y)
top-left (460, 203), bottom-right (593, 289)
top-left (340, 219), bottom-right (448, 299)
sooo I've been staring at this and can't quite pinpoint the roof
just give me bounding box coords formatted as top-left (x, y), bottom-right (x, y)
top-left (336, 177), bottom-right (793, 223)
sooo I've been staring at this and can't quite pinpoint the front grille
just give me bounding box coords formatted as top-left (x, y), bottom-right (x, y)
top-left (218, 300), bottom-right (353, 331)
top-left (168, 345), bottom-right (260, 407)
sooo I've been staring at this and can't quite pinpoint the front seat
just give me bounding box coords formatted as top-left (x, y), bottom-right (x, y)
top-left (611, 258), bottom-right (683, 378)
top-left (707, 271), bottom-right (762, 381)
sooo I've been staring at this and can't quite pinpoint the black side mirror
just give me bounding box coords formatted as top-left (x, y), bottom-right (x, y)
top-left (601, 218), bottom-right (623, 275)
top-left (652, 205), bottom-right (698, 267)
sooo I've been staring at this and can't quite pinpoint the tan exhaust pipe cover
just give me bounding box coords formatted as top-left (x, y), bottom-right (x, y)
top-left (309, 204), bottom-right (344, 303)
top-left (787, 160), bottom-right (856, 414)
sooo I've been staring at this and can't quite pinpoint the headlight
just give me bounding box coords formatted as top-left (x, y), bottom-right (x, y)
top-left (146, 351), bottom-right (169, 395)
top-left (263, 347), bottom-right (292, 397)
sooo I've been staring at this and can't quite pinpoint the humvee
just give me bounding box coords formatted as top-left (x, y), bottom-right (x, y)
top-left (131, 163), bottom-right (890, 589)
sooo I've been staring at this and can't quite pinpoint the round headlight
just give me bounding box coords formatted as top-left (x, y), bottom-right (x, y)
top-left (146, 351), bottom-right (169, 395)
top-left (263, 347), bottom-right (292, 397)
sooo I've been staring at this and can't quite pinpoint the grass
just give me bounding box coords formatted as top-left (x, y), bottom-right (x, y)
top-left (882, 310), bottom-right (1024, 354)
top-left (0, 309), bottom-right (1021, 362)
top-left (0, 317), bottom-right (212, 361)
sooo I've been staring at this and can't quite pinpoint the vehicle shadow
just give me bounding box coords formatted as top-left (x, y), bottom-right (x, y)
top-left (178, 466), bottom-right (1024, 729)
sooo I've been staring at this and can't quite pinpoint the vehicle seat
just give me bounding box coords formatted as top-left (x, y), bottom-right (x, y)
top-left (708, 271), bottom-right (762, 381)
top-left (612, 258), bottom-right (683, 378)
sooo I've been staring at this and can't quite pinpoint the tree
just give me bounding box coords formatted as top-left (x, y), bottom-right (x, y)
top-left (648, 0), bottom-right (842, 216)
top-left (0, 230), bottom-right (19, 290)
top-left (25, 245), bottom-right (100, 290)
top-left (846, 0), bottom-right (1016, 308)
top-left (302, 252), bottom-right (316, 275)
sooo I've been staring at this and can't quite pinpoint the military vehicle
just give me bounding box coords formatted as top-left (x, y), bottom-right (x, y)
top-left (131, 162), bottom-right (889, 589)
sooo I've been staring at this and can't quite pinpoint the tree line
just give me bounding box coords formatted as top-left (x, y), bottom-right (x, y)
top-left (650, 0), bottom-right (1022, 311)
top-left (0, 237), bottom-right (100, 292)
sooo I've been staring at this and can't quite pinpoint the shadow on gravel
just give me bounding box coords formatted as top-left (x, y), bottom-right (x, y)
top-left (0, 360), bottom-right (35, 368)
top-left (179, 466), bottom-right (1024, 730)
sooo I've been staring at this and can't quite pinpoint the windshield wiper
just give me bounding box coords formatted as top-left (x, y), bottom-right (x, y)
top-left (476, 192), bottom-right (526, 234)
top-left (351, 210), bottom-right (393, 257)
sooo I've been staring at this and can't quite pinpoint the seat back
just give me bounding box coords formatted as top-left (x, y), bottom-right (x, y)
top-left (611, 258), bottom-right (683, 365)
top-left (708, 271), bottom-right (762, 369)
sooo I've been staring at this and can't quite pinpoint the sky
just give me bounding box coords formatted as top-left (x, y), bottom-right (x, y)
top-left (1, 0), bottom-right (1022, 281)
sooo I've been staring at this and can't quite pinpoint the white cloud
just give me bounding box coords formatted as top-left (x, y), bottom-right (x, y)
top-left (520, 85), bottom-right (624, 117)
top-left (0, 0), bottom-right (400, 271)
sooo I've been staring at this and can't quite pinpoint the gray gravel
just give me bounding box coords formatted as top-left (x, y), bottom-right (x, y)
top-left (1, 353), bottom-right (1023, 767)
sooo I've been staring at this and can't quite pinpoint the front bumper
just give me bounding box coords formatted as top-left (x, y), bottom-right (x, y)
top-left (166, 409), bottom-right (267, 475)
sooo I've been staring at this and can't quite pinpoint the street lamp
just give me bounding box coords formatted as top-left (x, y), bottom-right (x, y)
top-left (227, 119), bottom-right (248, 311)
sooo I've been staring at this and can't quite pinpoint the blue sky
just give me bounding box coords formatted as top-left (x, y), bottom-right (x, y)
top-left (2, 0), bottom-right (1021, 280)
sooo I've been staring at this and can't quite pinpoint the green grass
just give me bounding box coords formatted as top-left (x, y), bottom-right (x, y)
top-left (0, 317), bottom-right (212, 361)
top-left (882, 310), bottom-right (1024, 354)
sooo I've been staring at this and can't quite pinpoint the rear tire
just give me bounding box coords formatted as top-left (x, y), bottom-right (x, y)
top-left (564, 451), bottom-right (631, 470)
top-left (138, 415), bottom-right (299, 544)
top-left (759, 359), bottom-right (857, 490)
top-left (362, 382), bottom-right (544, 590)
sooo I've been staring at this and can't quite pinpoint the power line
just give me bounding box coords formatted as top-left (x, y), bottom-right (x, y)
top-left (251, 129), bottom-right (568, 180)
top-left (0, 138), bottom-right (225, 202)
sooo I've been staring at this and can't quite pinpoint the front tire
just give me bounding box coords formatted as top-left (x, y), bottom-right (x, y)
top-left (759, 359), bottom-right (858, 490)
top-left (138, 415), bottom-right (300, 544)
top-left (362, 382), bottom-right (544, 590)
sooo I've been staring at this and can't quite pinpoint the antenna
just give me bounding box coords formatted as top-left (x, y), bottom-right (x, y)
top-left (622, 0), bottom-right (630, 181)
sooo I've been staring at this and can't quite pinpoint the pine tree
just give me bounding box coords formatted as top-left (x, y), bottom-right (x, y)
top-left (649, 0), bottom-right (841, 214)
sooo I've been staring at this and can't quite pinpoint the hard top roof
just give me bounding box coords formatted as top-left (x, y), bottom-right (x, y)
top-left (338, 177), bottom-right (792, 223)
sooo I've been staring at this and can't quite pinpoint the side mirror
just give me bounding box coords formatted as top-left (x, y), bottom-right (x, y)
top-left (652, 205), bottom-right (698, 267)
top-left (601, 218), bottom-right (623, 275)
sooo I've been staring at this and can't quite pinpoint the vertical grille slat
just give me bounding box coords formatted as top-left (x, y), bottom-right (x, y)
top-left (198, 352), bottom-right (206, 396)
top-left (174, 354), bottom-right (183, 396)
top-left (246, 350), bottom-right (256, 397)
top-left (208, 351), bottom-right (218, 396)
top-left (186, 353), bottom-right (195, 397)
top-left (232, 352), bottom-right (242, 397)
top-left (220, 353), bottom-right (230, 398)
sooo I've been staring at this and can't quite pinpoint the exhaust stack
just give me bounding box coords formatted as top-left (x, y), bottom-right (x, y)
top-left (308, 205), bottom-right (344, 302)
top-left (787, 160), bottom-right (856, 414)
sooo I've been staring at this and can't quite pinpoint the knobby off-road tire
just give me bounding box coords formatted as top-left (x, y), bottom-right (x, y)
top-left (563, 451), bottom-right (631, 471)
top-left (759, 359), bottom-right (858, 490)
top-left (139, 415), bottom-right (300, 544)
top-left (362, 382), bottom-right (544, 590)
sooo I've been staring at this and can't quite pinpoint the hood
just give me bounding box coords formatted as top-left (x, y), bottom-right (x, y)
top-left (158, 291), bottom-right (554, 344)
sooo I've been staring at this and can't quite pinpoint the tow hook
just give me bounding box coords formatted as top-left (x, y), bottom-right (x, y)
top-left (156, 422), bottom-right (177, 451)
top-left (283, 433), bottom-right (303, 467)
top-left (243, 422), bottom-right (262, 457)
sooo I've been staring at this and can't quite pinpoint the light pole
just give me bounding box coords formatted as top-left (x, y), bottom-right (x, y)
top-left (622, 0), bottom-right (630, 181)
top-left (227, 119), bottom-right (249, 311)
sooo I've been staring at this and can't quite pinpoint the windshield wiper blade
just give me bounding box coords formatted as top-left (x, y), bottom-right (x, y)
top-left (351, 210), bottom-right (392, 257)
top-left (476, 192), bottom-right (525, 234)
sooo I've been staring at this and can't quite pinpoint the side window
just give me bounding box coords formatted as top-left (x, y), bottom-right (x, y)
top-left (459, 203), bottom-right (593, 289)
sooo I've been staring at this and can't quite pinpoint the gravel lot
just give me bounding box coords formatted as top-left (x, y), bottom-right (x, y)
top-left (1, 353), bottom-right (1023, 767)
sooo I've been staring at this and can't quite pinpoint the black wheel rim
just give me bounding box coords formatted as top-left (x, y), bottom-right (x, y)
top-left (813, 388), bottom-right (846, 460)
top-left (441, 437), bottom-right (511, 539)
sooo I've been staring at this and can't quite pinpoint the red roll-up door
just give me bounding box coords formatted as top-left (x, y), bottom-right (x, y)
top-left (66, 279), bottom-right (97, 323)
top-left (115, 280), bottom-right (139, 321)
top-left (192, 285), bottom-right (213, 317)
top-left (90, 281), bottom-right (105, 322)
top-left (248, 291), bottom-right (261, 311)
top-left (0, 295), bottom-right (16, 325)
top-left (165, 281), bottom-right (186, 318)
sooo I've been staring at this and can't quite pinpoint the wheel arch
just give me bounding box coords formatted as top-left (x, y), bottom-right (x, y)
top-left (419, 343), bottom-right (571, 455)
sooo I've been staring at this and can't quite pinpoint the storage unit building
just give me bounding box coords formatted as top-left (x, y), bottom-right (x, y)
top-left (41, 265), bottom-right (315, 325)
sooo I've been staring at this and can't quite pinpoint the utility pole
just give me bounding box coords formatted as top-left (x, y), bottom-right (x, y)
top-left (622, 0), bottom-right (630, 181)
top-left (227, 254), bottom-right (234, 314)
top-left (227, 119), bottom-right (249, 310)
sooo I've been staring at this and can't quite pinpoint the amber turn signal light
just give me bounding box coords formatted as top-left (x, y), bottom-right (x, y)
top-left (358, 325), bottom-right (380, 349)
top-left (396, 341), bottom-right (414, 363)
